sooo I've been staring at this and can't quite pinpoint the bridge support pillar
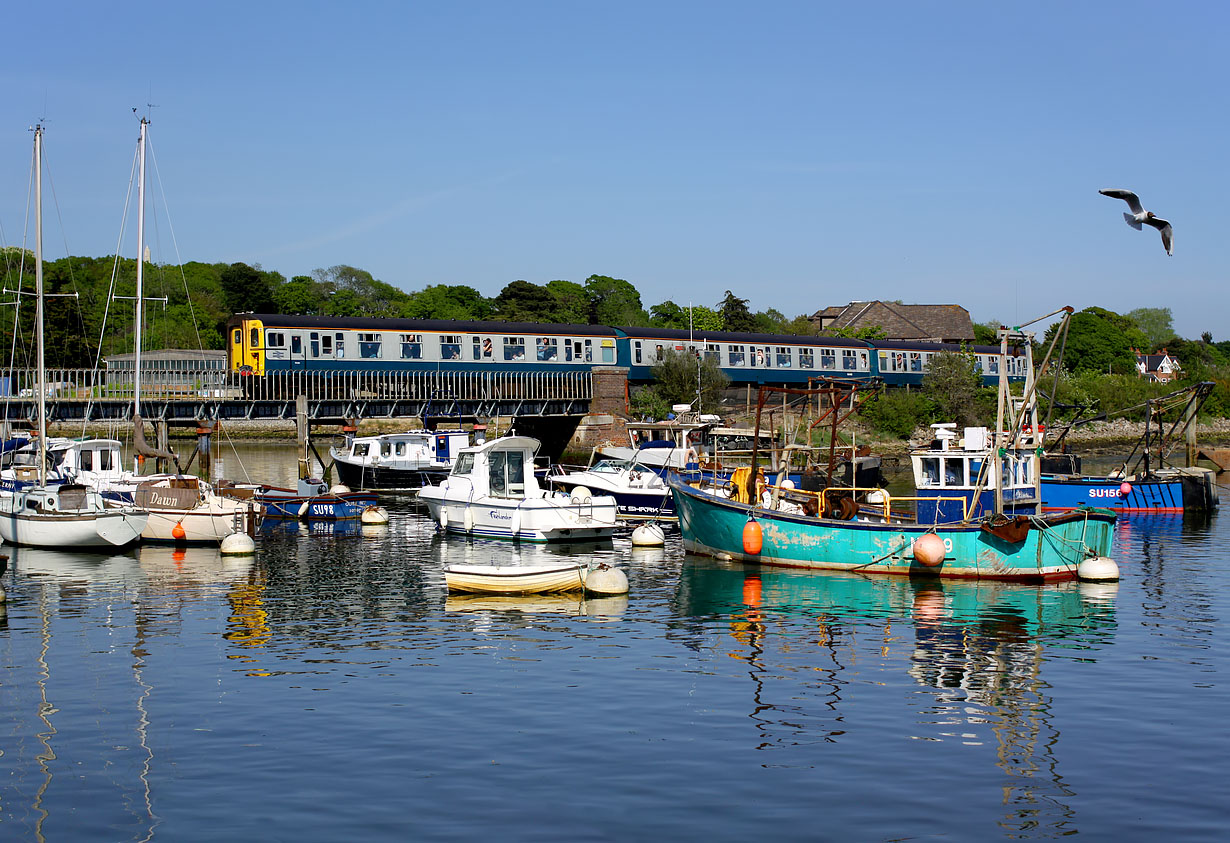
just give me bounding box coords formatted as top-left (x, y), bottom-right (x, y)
top-left (571, 366), bottom-right (630, 453)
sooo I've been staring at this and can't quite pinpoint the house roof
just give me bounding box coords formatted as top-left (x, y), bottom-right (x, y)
top-left (810, 301), bottom-right (975, 342)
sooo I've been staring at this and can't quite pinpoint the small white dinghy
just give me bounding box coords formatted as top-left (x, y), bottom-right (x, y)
top-left (444, 562), bottom-right (628, 596)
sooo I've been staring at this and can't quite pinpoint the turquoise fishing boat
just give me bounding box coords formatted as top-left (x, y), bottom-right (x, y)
top-left (673, 308), bottom-right (1119, 582)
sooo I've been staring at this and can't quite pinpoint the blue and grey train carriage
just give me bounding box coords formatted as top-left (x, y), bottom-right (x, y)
top-left (614, 326), bottom-right (874, 385)
top-left (872, 339), bottom-right (1030, 387)
top-left (227, 314), bottom-right (619, 376)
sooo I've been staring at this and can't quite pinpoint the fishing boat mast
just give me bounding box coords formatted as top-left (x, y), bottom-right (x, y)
top-left (33, 125), bottom-right (46, 486)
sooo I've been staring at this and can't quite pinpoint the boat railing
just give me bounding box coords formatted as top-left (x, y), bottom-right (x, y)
top-left (764, 483), bottom-right (973, 523)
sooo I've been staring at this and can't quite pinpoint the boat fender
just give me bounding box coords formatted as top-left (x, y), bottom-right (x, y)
top-left (360, 505), bottom-right (389, 525)
top-left (742, 518), bottom-right (763, 555)
top-left (510, 505), bottom-right (522, 538)
top-left (584, 563), bottom-right (628, 596)
top-left (439, 509), bottom-right (449, 530)
top-left (1077, 555), bottom-right (1120, 582)
top-left (571, 485), bottom-right (592, 503)
top-left (631, 522), bottom-right (665, 547)
top-left (298, 500), bottom-right (311, 519)
top-left (913, 533), bottom-right (946, 567)
top-left (463, 508), bottom-right (475, 534)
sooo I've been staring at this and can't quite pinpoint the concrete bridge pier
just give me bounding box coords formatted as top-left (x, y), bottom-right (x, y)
top-left (570, 366), bottom-right (630, 456)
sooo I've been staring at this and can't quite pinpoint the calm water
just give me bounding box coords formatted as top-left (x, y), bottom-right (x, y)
top-left (0, 446), bottom-right (1226, 841)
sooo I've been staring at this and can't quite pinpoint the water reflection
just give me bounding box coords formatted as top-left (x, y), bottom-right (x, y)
top-left (672, 560), bottom-right (1119, 835)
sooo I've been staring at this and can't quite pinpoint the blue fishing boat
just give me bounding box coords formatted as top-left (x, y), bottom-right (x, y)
top-left (255, 479), bottom-right (378, 521)
top-left (673, 309), bottom-right (1119, 582)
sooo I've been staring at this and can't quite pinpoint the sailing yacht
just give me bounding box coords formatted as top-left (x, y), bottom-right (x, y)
top-left (0, 125), bottom-right (148, 549)
top-left (84, 117), bottom-right (258, 544)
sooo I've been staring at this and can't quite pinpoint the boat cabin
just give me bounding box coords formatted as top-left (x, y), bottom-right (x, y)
top-left (445, 436), bottom-right (547, 500)
top-left (912, 424), bottom-right (1039, 523)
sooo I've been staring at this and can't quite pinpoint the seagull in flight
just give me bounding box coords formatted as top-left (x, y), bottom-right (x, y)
top-left (1099, 188), bottom-right (1173, 256)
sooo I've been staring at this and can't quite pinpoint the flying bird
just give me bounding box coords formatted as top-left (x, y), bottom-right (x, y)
top-left (1099, 188), bottom-right (1173, 256)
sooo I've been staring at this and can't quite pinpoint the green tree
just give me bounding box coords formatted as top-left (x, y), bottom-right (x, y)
top-left (401, 284), bottom-right (493, 320)
top-left (973, 320), bottom-right (1000, 345)
top-left (274, 275), bottom-right (329, 315)
top-left (494, 280), bottom-right (558, 322)
top-left (585, 275), bottom-right (648, 326)
top-left (1126, 307), bottom-right (1177, 351)
top-left (1048, 309), bottom-right (1135, 374)
top-left (923, 350), bottom-right (987, 428)
top-left (545, 280), bottom-right (590, 324)
top-left (649, 300), bottom-right (688, 329)
top-left (718, 290), bottom-right (755, 332)
top-left (638, 349), bottom-right (729, 415)
top-left (220, 262), bottom-right (274, 315)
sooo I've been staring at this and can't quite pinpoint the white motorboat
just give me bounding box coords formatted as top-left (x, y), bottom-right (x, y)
top-left (546, 455), bottom-right (673, 521)
top-left (330, 430), bottom-right (469, 490)
top-left (0, 126), bottom-right (148, 550)
top-left (418, 436), bottom-right (618, 542)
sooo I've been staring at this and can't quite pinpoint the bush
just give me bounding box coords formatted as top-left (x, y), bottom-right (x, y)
top-left (859, 390), bottom-right (934, 440)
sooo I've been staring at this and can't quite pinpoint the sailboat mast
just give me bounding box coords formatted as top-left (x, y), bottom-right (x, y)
top-left (33, 125), bottom-right (47, 486)
top-left (133, 117), bottom-right (147, 472)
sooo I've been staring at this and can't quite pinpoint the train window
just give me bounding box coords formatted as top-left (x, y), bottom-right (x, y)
top-left (728, 345), bottom-right (746, 367)
top-left (910, 352), bottom-right (922, 372)
top-left (250, 327), bottom-right (261, 347)
top-left (504, 337), bottom-right (526, 360)
top-left (233, 329), bottom-right (241, 344)
top-left (310, 333), bottom-right (320, 357)
top-left (705, 343), bottom-right (720, 363)
top-left (359, 333), bottom-right (382, 359)
top-left (654, 345), bottom-right (664, 361)
top-left (334, 333), bottom-right (345, 358)
top-left (821, 349), bottom-right (836, 370)
top-left (987, 356), bottom-right (999, 374)
top-left (322, 334), bottom-right (333, 356)
top-left (775, 347), bottom-right (792, 368)
top-left (441, 335), bottom-right (461, 360)
top-left (633, 341), bottom-right (643, 364)
top-left (858, 351), bottom-right (868, 370)
top-left (799, 348), bottom-right (814, 369)
top-left (601, 339), bottom-right (615, 363)
top-left (266, 332), bottom-right (285, 348)
top-left (400, 334), bottom-right (423, 359)
top-left (755, 347), bottom-right (768, 367)
top-left (291, 336), bottom-right (303, 355)
top-left (974, 356), bottom-right (984, 372)
top-left (536, 337), bottom-right (558, 361)
top-left (584, 340), bottom-right (593, 362)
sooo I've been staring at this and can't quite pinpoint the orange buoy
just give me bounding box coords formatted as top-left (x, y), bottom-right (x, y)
top-left (1119, 482), bottom-right (1132, 496)
top-left (912, 533), bottom-right (946, 567)
top-left (742, 519), bottom-right (763, 555)
top-left (172, 521), bottom-right (187, 541)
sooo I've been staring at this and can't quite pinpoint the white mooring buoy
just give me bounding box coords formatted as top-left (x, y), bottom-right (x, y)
top-left (330, 483), bottom-right (352, 494)
top-left (631, 522), bottom-right (665, 547)
top-left (220, 532), bottom-right (256, 556)
top-left (360, 505), bottom-right (390, 525)
top-left (1077, 555), bottom-right (1120, 582)
top-left (584, 563), bottom-right (629, 596)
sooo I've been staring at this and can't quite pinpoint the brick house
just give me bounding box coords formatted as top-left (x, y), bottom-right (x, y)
top-left (809, 301), bottom-right (976, 344)
top-left (1134, 348), bottom-right (1182, 382)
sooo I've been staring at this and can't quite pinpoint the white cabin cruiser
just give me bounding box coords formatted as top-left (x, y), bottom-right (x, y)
top-left (330, 430), bottom-right (470, 490)
top-left (419, 436), bottom-right (618, 542)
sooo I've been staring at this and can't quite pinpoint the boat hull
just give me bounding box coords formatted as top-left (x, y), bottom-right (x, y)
top-left (0, 508), bottom-right (146, 549)
top-left (332, 459), bottom-right (449, 491)
top-left (1040, 470), bottom-right (1218, 513)
top-left (419, 491), bottom-right (617, 543)
top-left (256, 490), bottom-right (378, 520)
top-left (444, 563), bottom-right (589, 595)
top-left (671, 477), bottom-right (1115, 582)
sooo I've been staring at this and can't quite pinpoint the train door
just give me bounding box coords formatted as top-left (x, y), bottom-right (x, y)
top-left (290, 334), bottom-right (305, 370)
top-left (230, 318), bottom-right (265, 375)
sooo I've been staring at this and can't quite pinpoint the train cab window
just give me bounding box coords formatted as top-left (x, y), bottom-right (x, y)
top-left (536, 337), bottom-right (558, 361)
top-left (728, 345), bottom-right (746, 367)
top-left (601, 340), bottom-right (614, 363)
top-left (266, 332), bottom-right (285, 348)
top-left (775, 347), bottom-right (792, 368)
top-left (400, 334), bottom-right (423, 359)
top-left (504, 337), bottom-right (526, 360)
top-left (334, 333), bottom-right (345, 358)
top-left (291, 336), bottom-right (303, 355)
top-left (799, 348), bottom-right (814, 369)
top-left (821, 349), bottom-right (837, 370)
top-left (705, 343), bottom-right (720, 363)
top-left (250, 327), bottom-right (261, 347)
top-left (440, 335), bottom-right (461, 360)
top-left (634, 341), bottom-right (643, 364)
top-left (359, 333), bottom-right (382, 359)
top-left (233, 329), bottom-right (242, 345)
top-left (310, 333), bottom-right (320, 357)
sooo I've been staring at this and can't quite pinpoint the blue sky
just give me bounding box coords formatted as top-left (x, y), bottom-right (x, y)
top-left (3, 1), bottom-right (1225, 338)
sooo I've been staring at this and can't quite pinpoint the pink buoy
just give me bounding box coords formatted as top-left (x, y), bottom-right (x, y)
top-left (913, 533), bottom-right (946, 567)
top-left (1119, 482), bottom-right (1132, 496)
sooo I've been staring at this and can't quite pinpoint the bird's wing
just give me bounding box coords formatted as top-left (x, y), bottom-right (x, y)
top-left (1099, 188), bottom-right (1144, 215)
top-left (1145, 217), bottom-right (1174, 255)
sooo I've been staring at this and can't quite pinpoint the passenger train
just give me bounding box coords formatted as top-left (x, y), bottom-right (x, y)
top-left (226, 313), bottom-right (1029, 389)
